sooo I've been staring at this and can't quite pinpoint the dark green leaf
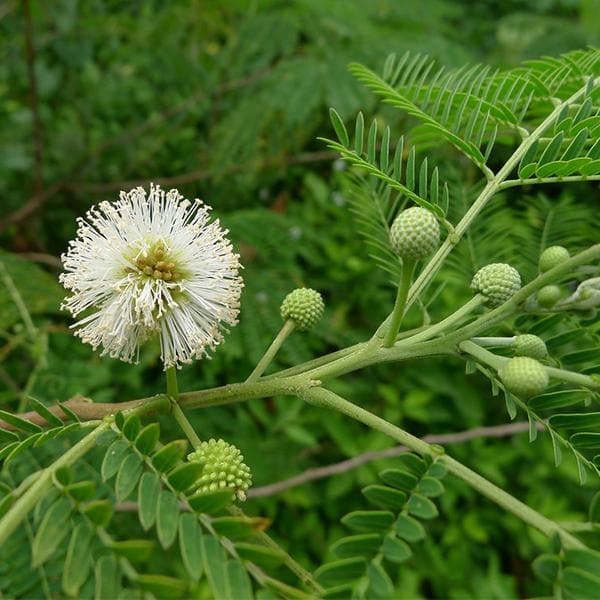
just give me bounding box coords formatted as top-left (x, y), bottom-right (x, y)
top-left (329, 108), bottom-right (349, 147)
top-left (532, 554), bottom-right (560, 584)
top-left (152, 439), bottom-right (188, 472)
top-left (82, 500), bottom-right (113, 527)
top-left (0, 429), bottom-right (18, 444)
top-left (331, 533), bottom-right (381, 558)
top-left (315, 557), bottom-right (366, 587)
top-left (382, 534), bottom-right (412, 563)
top-left (32, 497), bottom-right (73, 567)
top-left (187, 490), bottom-right (234, 514)
top-left (63, 521), bottom-right (93, 597)
top-left (135, 423), bottom-right (160, 455)
top-left (110, 540), bottom-right (154, 562)
top-left (417, 476), bottom-right (445, 497)
top-left (589, 491), bottom-right (600, 523)
top-left (179, 513), bottom-right (203, 581)
top-left (65, 480), bottom-right (96, 502)
top-left (366, 561), bottom-right (394, 598)
top-left (157, 490), bottom-right (180, 549)
top-left (202, 535), bottom-right (229, 599)
top-left (550, 412), bottom-right (600, 430)
top-left (562, 566), bottom-right (600, 598)
top-left (101, 439), bottom-right (130, 481)
top-left (135, 574), bottom-right (187, 599)
top-left (529, 390), bottom-right (588, 411)
top-left (407, 493), bottom-right (438, 520)
top-left (235, 543), bottom-right (284, 568)
top-left (226, 560), bottom-right (254, 600)
top-left (115, 453), bottom-right (143, 501)
top-left (94, 554), bottom-right (120, 600)
top-left (138, 471), bottom-right (161, 530)
top-left (395, 514), bottom-right (426, 542)
top-left (211, 516), bottom-right (261, 538)
top-left (362, 485), bottom-right (407, 510)
top-left (341, 510), bottom-right (394, 533)
top-left (396, 453), bottom-right (427, 476)
top-left (168, 463), bottom-right (204, 492)
top-left (0, 409), bottom-right (42, 433)
top-left (379, 469), bottom-right (418, 492)
top-left (570, 432), bottom-right (600, 450)
top-left (564, 548), bottom-right (600, 576)
top-left (28, 397), bottom-right (63, 427)
top-left (122, 415), bottom-right (141, 441)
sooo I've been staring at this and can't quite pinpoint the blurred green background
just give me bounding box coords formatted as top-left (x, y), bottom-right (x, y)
top-left (1, 1), bottom-right (600, 597)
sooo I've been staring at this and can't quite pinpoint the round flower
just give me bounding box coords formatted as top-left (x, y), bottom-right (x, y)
top-left (188, 439), bottom-right (252, 501)
top-left (60, 184), bottom-right (243, 369)
top-left (470, 263), bottom-right (521, 307)
top-left (499, 357), bottom-right (549, 399)
top-left (513, 334), bottom-right (548, 360)
top-left (537, 285), bottom-right (562, 308)
top-left (539, 246), bottom-right (570, 272)
top-left (280, 288), bottom-right (324, 332)
top-left (389, 207), bottom-right (440, 260)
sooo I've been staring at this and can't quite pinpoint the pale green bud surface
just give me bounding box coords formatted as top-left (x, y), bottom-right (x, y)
top-left (539, 246), bottom-right (570, 273)
top-left (389, 206), bottom-right (440, 260)
top-left (500, 357), bottom-right (549, 399)
top-left (514, 334), bottom-right (548, 360)
top-left (537, 285), bottom-right (562, 308)
top-left (470, 263), bottom-right (521, 307)
top-left (280, 288), bottom-right (324, 332)
top-left (188, 438), bottom-right (252, 501)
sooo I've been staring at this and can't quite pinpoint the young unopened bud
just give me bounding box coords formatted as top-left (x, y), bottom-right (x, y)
top-left (188, 439), bottom-right (252, 501)
top-left (499, 357), bottom-right (549, 399)
top-left (539, 246), bottom-right (570, 273)
top-left (280, 288), bottom-right (324, 332)
top-left (389, 207), bottom-right (440, 260)
top-left (470, 263), bottom-right (521, 307)
top-left (537, 285), bottom-right (562, 308)
top-left (514, 334), bottom-right (548, 360)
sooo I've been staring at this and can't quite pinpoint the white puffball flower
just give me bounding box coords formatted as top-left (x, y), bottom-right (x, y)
top-left (60, 184), bottom-right (243, 369)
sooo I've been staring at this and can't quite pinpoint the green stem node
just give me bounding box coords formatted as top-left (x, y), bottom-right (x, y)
top-left (384, 259), bottom-right (416, 347)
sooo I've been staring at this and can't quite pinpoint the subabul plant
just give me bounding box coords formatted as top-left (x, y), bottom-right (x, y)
top-left (1, 48), bottom-right (600, 599)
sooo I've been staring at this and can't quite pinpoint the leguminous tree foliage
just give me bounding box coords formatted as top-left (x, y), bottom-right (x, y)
top-left (1, 47), bottom-right (600, 599)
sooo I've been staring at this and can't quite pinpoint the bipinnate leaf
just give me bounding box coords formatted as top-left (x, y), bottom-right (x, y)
top-left (122, 414), bottom-right (141, 441)
top-left (135, 574), bottom-right (187, 599)
top-left (406, 493), bottom-right (438, 520)
top-left (167, 463), bottom-right (204, 492)
top-left (226, 560), bottom-right (254, 600)
top-left (187, 489), bottom-right (234, 514)
top-left (115, 453), bottom-right (143, 501)
top-left (62, 520), bottom-right (93, 597)
top-left (135, 423), bottom-right (160, 454)
top-left (152, 439), bottom-right (188, 472)
top-left (362, 485), bottom-right (407, 510)
top-left (82, 500), bottom-right (113, 527)
top-left (101, 439), bottom-right (130, 481)
top-left (234, 543), bottom-right (284, 569)
top-left (178, 513), bottom-right (204, 581)
top-left (533, 554), bottom-right (560, 584)
top-left (562, 567), bottom-right (600, 598)
top-left (94, 554), bottom-right (120, 600)
top-left (417, 476), bottom-right (445, 497)
top-left (109, 540), bottom-right (154, 562)
top-left (395, 514), bottom-right (426, 542)
top-left (138, 471), bottom-right (161, 530)
top-left (331, 533), bottom-right (381, 558)
top-left (382, 534), bottom-right (412, 563)
top-left (315, 557), bottom-right (366, 587)
top-left (32, 497), bottom-right (73, 567)
top-left (202, 536), bottom-right (230, 599)
top-left (366, 561), bottom-right (394, 597)
top-left (65, 480), bottom-right (96, 502)
top-left (379, 469), bottom-right (418, 492)
top-left (341, 510), bottom-right (395, 533)
top-left (157, 490), bottom-right (180, 549)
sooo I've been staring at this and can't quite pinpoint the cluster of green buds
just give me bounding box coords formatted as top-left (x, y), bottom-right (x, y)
top-left (188, 439), bottom-right (252, 501)
top-left (389, 206), bottom-right (440, 261)
top-left (471, 263), bottom-right (522, 307)
top-left (499, 357), bottom-right (549, 399)
top-left (280, 288), bottom-right (324, 331)
top-left (536, 246), bottom-right (570, 308)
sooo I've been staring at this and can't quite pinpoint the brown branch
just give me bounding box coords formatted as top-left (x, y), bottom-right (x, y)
top-left (23, 0), bottom-right (44, 199)
top-left (247, 421), bottom-right (541, 498)
top-left (65, 150), bottom-right (338, 195)
top-left (17, 252), bottom-right (62, 269)
top-left (0, 67), bottom-right (273, 233)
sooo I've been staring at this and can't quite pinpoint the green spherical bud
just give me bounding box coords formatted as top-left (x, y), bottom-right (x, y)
top-left (280, 288), bottom-right (324, 332)
top-left (499, 357), bottom-right (549, 399)
top-left (539, 246), bottom-right (570, 273)
top-left (537, 285), bottom-right (562, 308)
top-left (470, 263), bottom-right (521, 307)
top-left (188, 439), bottom-right (252, 501)
top-left (389, 207), bottom-right (440, 260)
top-left (513, 334), bottom-right (548, 360)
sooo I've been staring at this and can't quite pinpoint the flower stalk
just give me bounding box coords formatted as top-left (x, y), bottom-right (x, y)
top-left (166, 366), bottom-right (202, 449)
top-left (246, 319), bottom-right (296, 382)
top-left (383, 258), bottom-right (415, 347)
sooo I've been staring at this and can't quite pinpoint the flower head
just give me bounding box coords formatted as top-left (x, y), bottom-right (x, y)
top-left (60, 184), bottom-right (243, 368)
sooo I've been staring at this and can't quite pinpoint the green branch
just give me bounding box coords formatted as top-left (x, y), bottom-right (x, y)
top-left (300, 386), bottom-right (585, 549)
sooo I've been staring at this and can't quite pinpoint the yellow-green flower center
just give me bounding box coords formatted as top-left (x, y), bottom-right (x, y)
top-left (127, 241), bottom-right (181, 281)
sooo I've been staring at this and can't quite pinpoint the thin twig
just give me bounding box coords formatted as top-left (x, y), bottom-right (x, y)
top-left (23, 0), bottom-right (44, 199)
top-left (110, 421), bottom-right (540, 506)
top-left (247, 421), bottom-right (540, 498)
top-left (0, 67), bottom-right (273, 233)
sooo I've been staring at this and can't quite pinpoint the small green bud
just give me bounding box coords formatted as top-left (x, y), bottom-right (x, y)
top-left (389, 207), bottom-right (440, 260)
top-left (470, 263), bottom-right (521, 307)
top-left (187, 439), bottom-right (252, 501)
top-left (280, 288), bottom-right (324, 332)
top-left (513, 334), bottom-right (548, 360)
top-left (499, 357), bottom-right (549, 399)
top-left (537, 285), bottom-right (562, 308)
top-left (539, 246), bottom-right (570, 273)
